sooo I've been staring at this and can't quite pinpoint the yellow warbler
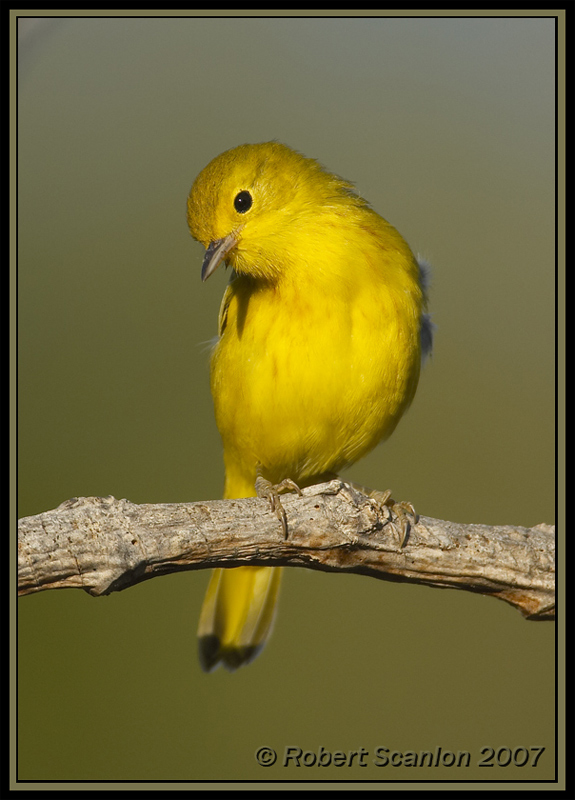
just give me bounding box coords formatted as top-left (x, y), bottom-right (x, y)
top-left (187, 142), bottom-right (432, 672)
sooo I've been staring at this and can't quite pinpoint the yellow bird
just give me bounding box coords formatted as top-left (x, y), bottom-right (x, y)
top-left (187, 142), bottom-right (432, 672)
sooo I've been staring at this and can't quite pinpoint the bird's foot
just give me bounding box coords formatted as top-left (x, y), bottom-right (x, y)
top-left (255, 475), bottom-right (303, 539)
top-left (372, 489), bottom-right (417, 547)
top-left (346, 482), bottom-right (417, 547)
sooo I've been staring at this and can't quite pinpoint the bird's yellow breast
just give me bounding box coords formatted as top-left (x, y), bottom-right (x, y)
top-left (210, 218), bottom-right (423, 493)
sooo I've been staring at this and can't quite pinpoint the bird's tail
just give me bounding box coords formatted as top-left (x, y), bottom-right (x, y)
top-left (197, 566), bottom-right (282, 672)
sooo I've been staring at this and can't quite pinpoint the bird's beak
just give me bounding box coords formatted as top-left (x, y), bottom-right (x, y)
top-left (201, 233), bottom-right (238, 282)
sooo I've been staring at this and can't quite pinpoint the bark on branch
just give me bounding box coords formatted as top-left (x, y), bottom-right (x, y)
top-left (17, 480), bottom-right (555, 620)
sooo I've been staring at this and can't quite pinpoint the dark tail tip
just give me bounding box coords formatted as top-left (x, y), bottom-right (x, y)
top-left (198, 636), bottom-right (262, 673)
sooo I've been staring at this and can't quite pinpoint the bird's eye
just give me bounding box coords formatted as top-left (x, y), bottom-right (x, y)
top-left (234, 190), bottom-right (253, 214)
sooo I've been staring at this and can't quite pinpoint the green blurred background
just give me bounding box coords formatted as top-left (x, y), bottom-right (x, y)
top-left (17, 13), bottom-right (556, 783)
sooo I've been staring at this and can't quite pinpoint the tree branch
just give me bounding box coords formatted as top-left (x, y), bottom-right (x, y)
top-left (17, 480), bottom-right (555, 620)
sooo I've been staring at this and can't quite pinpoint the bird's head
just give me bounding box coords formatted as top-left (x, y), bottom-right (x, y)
top-left (187, 142), bottom-right (357, 282)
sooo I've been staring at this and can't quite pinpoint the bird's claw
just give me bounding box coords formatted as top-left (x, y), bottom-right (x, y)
top-left (255, 476), bottom-right (303, 539)
top-left (352, 486), bottom-right (417, 547)
top-left (379, 493), bottom-right (417, 547)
